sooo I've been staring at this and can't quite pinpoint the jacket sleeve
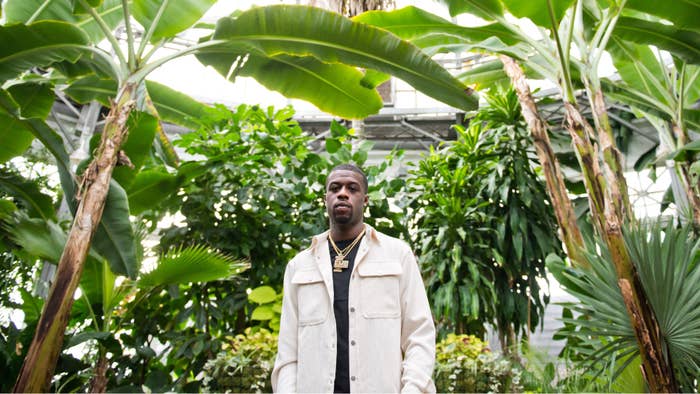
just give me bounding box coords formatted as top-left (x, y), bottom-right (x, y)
top-left (271, 261), bottom-right (298, 393)
top-left (399, 247), bottom-right (437, 394)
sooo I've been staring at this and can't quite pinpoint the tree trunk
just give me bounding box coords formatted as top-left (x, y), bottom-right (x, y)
top-left (588, 87), bottom-right (634, 222)
top-left (563, 102), bottom-right (679, 393)
top-left (13, 83), bottom-right (137, 393)
top-left (89, 351), bottom-right (109, 393)
top-left (499, 56), bottom-right (585, 265)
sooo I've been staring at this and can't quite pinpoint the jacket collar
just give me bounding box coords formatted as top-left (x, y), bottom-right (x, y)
top-left (309, 223), bottom-right (381, 252)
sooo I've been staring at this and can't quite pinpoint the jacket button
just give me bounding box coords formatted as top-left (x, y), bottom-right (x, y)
top-left (351, 376), bottom-right (356, 381)
top-left (350, 340), bottom-right (356, 346)
top-left (350, 307), bottom-right (355, 312)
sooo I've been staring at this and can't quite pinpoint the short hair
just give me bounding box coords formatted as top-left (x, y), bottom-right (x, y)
top-left (327, 163), bottom-right (368, 192)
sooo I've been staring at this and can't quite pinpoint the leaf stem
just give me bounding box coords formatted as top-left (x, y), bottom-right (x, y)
top-left (546, 0), bottom-right (575, 103)
top-left (78, 0), bottom-right (128, 78)
top-left (27, 0), bottom-right (54, 24)
top-left (121, 0), bottom-right (137, 70)
top-left (136, 0), bottom-right (171, 59)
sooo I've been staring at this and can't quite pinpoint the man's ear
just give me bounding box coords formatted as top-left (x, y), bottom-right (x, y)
top-left (364, 195), bottom-right (369, 206)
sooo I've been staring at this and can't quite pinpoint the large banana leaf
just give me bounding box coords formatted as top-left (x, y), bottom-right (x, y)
top-left (0, 21), bottom-right (110, 82)
top-left (501, 0), bottom-right (576, 29)
top-left (0, 170), bottom-right (55, 221)
top-left (624, 0), bottom-right (700, 32)
top-left (439, 0), bottom-right (503, 20)
top-left (0, 83), bottom-right (55, 162)
top-left (195, 5), bottom-right (477, 115)
top-left (126, 169), bottom-right (178, 215)
top-left (614, 17), bottom-right (700, 65)
top-left (353, 6), bottom-right (519, 45)
top-left (239, 54), bottom-right (384, 119)
top-left (4, 0), bottom-right (123, 44)
top-left (607, 39), bottom-right (674, 114)
top-left (90, 180), bottom-right (138, 278)
top-left (132, 0), bottom-right (216, 43)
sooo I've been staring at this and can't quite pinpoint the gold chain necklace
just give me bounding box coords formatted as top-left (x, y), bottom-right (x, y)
top-left (329, 228), bottom-right (365, 272)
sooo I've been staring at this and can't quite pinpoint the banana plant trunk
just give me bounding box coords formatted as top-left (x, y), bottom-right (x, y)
top-left (499, 56), bottom-right (585, 266)
top-left (13, 82), bottom-right (137, 393)
top-left (562, 101), bottom-right (679, 392)
top-left (587, 87), bottom-right (634, 222)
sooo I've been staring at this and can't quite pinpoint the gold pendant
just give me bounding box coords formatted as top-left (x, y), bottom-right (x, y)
top-left (333, 255), bottom-right (349, 272)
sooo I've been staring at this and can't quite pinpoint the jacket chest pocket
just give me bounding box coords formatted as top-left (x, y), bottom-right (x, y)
top-left (357, 263), bottom-right (402, 318)
top-left (292, 269), bottom-right (329, 326)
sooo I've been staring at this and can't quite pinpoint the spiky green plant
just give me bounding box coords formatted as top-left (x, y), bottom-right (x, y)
top-left (549, 218), bottom-right (700, 391)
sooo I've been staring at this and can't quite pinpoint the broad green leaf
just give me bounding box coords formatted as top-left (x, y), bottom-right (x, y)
top-left (0, 90), bottom-right (34, 163)
top-left (92, 180), bottom-right (138, 278)
top-left (7, 216), bottom-right (65, 261)
top-left (248, 286), bottom-right (277, 305)
top-left (251, 305), bottom-right (274, 321)
top-left (132, 0), bottom-right (216, 42)
top-left (625, 0), bottom-right (700, 32)
top-left (457, 60), bottom-right (509, 89)
top-left (326, 138), bottom-right (342, 153)
top-left (360, 69), bottom-right (391, 89)
top-left (0, 170), bottom-right (55, 221)
top-left (502, 0), bottom-right (575, 28)
top-left (7, 82), bottom-right (54, 119)
top-left (66, 331), bottom-right (111, 348)
top-left (239, 54), bottom-right (383, 119)
top-left (439, 0), bottom-right (503, 20)
top-left (607, 39), bottom-right (674, 111)
top-left (354, 6), bottom-right (519, 45)
top-left (126, 169), bottom-right (178, 215)
top-left (138, 245), bottom-right (248, 287)
top-left (63, 75), bottom-right (115, 105)
top-left (0, 21), bottom-right (91, 82)
top-left (146, 80), bottom-right (216, 129)
top-left (197, 5), bottom-right (477, 113)
top-left (614, 17), bottom-right (700, 64)
top-left (0, 199), bottom-right (17, 220)
top-left (4, 0), bottom-right (123, 44)
top-left (111, 111), bottom-right (158, 188)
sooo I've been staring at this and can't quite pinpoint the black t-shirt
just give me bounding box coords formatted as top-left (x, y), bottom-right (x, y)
top-left (328, 235), bottom-right (363, 394)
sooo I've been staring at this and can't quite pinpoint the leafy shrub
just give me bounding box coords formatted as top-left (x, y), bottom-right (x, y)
top-left (202, 328), bottom-right (278, 393)
top-left (434, 334), bottom-right (524, 393)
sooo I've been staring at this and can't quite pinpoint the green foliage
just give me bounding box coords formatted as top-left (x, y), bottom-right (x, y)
top-left (407, 89), bottom-right (563, 341)
top-left (248, 286), bottom-right (282, 332)
top-left (201, 328), bottom-right (278, 393)
top-left (434, 334), bottom-right (523, 393)
top-left (549, 218), bottom-right (700, 391)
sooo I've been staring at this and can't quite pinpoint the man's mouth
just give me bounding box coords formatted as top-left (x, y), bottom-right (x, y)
top-left (334, 203), bottom-right (351, 213)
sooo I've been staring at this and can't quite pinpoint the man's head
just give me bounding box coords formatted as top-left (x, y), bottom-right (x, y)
top-left (325, 164), bottom-right (369, 230)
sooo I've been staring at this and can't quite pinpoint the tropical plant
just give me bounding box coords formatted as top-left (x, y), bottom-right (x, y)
top-left (604, 43), bottom-right (700, 223)
top-left (407, 88), bottom-right (563, 347)
top-left (201, 328), bottom-right (278, 393)
top-left (548, 218), bottom-right (700, 391)
top-left (434, 334), bottom-right (524, 393)
top-left (1, 0), bottom-right (476, 389)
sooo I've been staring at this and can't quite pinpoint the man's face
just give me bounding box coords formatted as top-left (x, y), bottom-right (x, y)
top-left (325, 169), bottom-right (368, 228)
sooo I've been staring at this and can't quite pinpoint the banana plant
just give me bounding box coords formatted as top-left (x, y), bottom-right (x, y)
top-left (1, 1), bottom-right (476, 391)
top-left (6, 212), bottom-right (247, 392)
top-left (604, 42), bottom-right (700, 224)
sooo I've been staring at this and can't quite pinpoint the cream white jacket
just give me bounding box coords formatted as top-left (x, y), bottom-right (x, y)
top-left (271, 224), bottom-right (436, 393)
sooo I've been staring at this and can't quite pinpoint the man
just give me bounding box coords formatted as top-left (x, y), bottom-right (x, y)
top-left (271, 163), bottom-right (436, 393)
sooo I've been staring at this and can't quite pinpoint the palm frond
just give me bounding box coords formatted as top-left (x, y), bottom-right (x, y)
top-left (552, 218), bottom-right (700, 390)
top-left (138, 245), bottom-right (249, 288)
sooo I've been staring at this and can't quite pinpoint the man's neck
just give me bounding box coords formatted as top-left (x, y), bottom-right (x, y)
top-left (330, 222), bottom-right (365, 241)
